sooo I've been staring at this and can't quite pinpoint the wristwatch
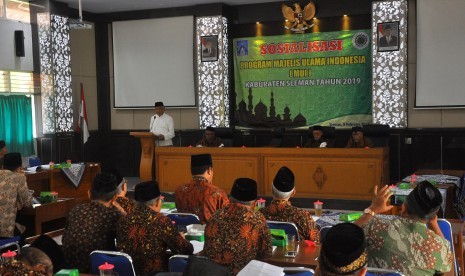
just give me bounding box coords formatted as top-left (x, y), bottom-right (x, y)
top-left (364, 208), bottom-right (376, 216)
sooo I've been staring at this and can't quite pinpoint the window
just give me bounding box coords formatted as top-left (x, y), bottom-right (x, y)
top-left (0, 0), bottom-right (30, 23)
top-left (0, 71), bottom-right (34, 93)
top-left (0, 70), bottom-right (37, 137)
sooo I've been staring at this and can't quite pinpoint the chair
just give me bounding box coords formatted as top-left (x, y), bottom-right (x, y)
top-left (283, 267), bottom-right (314, 275)
top-left (215, 127), bottom-right (234, 147)
top-left (0, 238), bottom-right (21, 255)
top-left (0, 236), bottom-right (20, 247)
top-left (437, 218), bottom-right (459, 276)
top-left (362, 124), bottom-right (390, 147)
top-left (90, 250), bottom-right (136, 276)
top-left (268, 127), bottom-right (285, 147)
top-left (267, 221), bottom-right (300, 241)
top-left (169, 254), bottom-right (189, 273)
top-left (28, 156), bottom-right (42, 167)
top-left (366, 267), bottom-right (404, 276)
top-left (166, 213), bottom-right (201, 226)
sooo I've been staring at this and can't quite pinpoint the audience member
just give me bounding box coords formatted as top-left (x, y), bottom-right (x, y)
top-left (117, 181), bottom-right (193, 275)
top-left (345, 126), bottom-right (373, 148)
top-left (0, 152), bottom-right (32, 239)
top-left (110, 168), bottom-right (135, 214)
top-left (17, 247), bottom-right (54, 276)
top-left (0, 247), bottom-right (52, 276)
top-left (62, 172), bottom-right (125, 273)
top-left (175, 154), bottom-right (229, 224)
top-left (182, 255), bottom-right (231, 276)
top-left (196, 126), bottom-right (224, 147)
top-left (304, 125), bottom-right (329, 148)
top-left (30, 234), bottom-right (66, 273)
top-left (260, 166), bottom-right (319, 242)
top-left (202, 178), bottom-right (272, 275)
top-left (0, 140), bottom-right (7, 168)
top-left (149, 101), bottom-right (175, 147)
top-left (355, 182), bottom-right (453, 275)
top-left (315, 223), bottom-right (367, 276)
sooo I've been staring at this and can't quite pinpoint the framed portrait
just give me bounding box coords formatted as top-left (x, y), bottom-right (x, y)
top-left (377, 21), bottom-right (399, 52)
top-left (201, 35), bottom-right (218, 62)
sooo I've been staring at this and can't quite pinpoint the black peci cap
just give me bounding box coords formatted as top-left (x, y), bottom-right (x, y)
top-left (321, 223), bottom-right (367, 274)
top-left (134, 181), bottom-right (161, 202)
top-left (231, 178), bottom-right (257, 201)
top-left (273, 166), bottom-right (295, 192)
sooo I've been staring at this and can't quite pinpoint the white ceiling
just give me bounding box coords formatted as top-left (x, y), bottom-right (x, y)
top-left (54, 0), bottom-right (283, 14)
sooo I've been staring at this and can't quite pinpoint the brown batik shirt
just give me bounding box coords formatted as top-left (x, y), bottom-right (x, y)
top-left (174, 177), bottom-right (230, 224)
top-left (115, 196), bottom-right (136, 214)
top-left (117, 205), bottom-right (193, 275)
top-left (196, 137), bottom-right (224, 147)
top-left (260, 199), bottom-right (320, 242)
top-left (0, 260), bottom-right (47, 276)
top-left (202, 203), bottom-right (272, 275)
top-left (0, 169), bottom-right (32, 237)
top-left (62, 201), bottom-right (122, 273)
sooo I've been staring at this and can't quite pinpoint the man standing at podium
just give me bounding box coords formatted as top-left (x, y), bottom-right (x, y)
top-left (149, 101), bottom-right (175, 147)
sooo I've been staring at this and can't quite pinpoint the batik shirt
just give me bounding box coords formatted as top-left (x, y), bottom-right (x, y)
top-left (0, 169), bottom-right (32, 237)
top-left (345, 137), bottom-right (374, 148)
top-left (363, 216), bottom-right (453, 275)
top-left (117, 205), bottom-right (193, 275)
top-left (115, 196), bottom-right (136, 214)
top-left (62, 201), bottom-right (122, 273)
top-left (259, 199), bottom-right (320, 242)
top-left (196, 137), bottom-right (224, 147)
top-left (304, 138), bottom-right (329, 148)
top-left (0, 260), bottom-right (47, 276)
top-left (202, 203), bottom-right (273, 275)
top-left (174, 177), bottom-right (230, 224)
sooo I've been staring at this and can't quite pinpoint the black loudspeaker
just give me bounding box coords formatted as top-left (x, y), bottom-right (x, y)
top-left (14, 30), bottom-right (25, 57)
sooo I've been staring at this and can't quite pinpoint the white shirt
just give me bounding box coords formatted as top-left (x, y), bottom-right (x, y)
top-left (149, 113), bottom-right (175, 146)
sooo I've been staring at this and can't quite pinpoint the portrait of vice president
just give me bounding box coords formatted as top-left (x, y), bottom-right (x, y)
top-left (378, 22), bottom-right (399, 51)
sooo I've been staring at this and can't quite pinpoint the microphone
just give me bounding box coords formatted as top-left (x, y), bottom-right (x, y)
top-left (150, 115), bottom-right (156, 131)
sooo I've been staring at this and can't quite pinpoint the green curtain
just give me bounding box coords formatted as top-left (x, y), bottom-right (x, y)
top-left (0, 95), bottom-right (34, 156)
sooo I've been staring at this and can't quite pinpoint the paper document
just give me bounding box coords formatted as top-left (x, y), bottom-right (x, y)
top-left (237, 260), bottom-right (284, 276)
top-left (190, 240), bottom-right (204, 254)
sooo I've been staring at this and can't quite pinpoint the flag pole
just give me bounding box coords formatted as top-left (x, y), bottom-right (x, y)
top-left (80, 83), bottom-right (84, 162)
top-left (78, 82), bottom-right (90, 163)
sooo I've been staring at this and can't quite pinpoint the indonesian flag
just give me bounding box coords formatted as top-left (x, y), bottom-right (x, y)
top-left (77, 83), bottom-right (90, 144)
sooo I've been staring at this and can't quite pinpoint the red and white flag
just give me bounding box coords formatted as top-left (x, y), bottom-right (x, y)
top-left (77, 83), bottom-right (90, 144)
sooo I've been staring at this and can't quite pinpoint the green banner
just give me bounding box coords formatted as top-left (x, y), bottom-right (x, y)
top-left (233, 30), bottom-right (372, 129)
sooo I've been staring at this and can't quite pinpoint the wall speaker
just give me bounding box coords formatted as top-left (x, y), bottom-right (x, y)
top-left (14, 30), bottom-right (25, 57)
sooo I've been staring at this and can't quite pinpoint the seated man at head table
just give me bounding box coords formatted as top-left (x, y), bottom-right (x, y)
top-left (0, 140), bottom-right (8, 168)
top-left (117, 181), bottom-right (193, 275)
top-left (0, 152), bottom-right (32, 240)
top-left (175, 154), bottom-right (230, 224)
top-left (0, 247), bottom-right (53, 276)
top-left (260, 166), bottom-right (319, 242)
top-left (345, 126), bottom-right (373, 148)
top-left (315, 223), bottom-right (368, 276)
top-left (202, 178), bottom-right (272, 275)
top-left (62, 172), bottom-right (126, 273)
top-left (304, 125), bottom-right (329, 148)
top-left (196, 126), bottom-right (224, 147)
top-left (354, 181), bottom-right (453, 275)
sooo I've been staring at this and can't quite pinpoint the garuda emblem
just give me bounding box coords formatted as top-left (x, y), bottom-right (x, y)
top-left (282, 2), bottom-right (316, 33)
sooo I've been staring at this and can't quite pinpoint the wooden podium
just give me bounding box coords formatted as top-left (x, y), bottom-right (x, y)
top-left (130, 132), bottom-right (156, 181)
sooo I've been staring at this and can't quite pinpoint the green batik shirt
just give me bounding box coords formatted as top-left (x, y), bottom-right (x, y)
top-left (363, 216), bottom-right (453, 276)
